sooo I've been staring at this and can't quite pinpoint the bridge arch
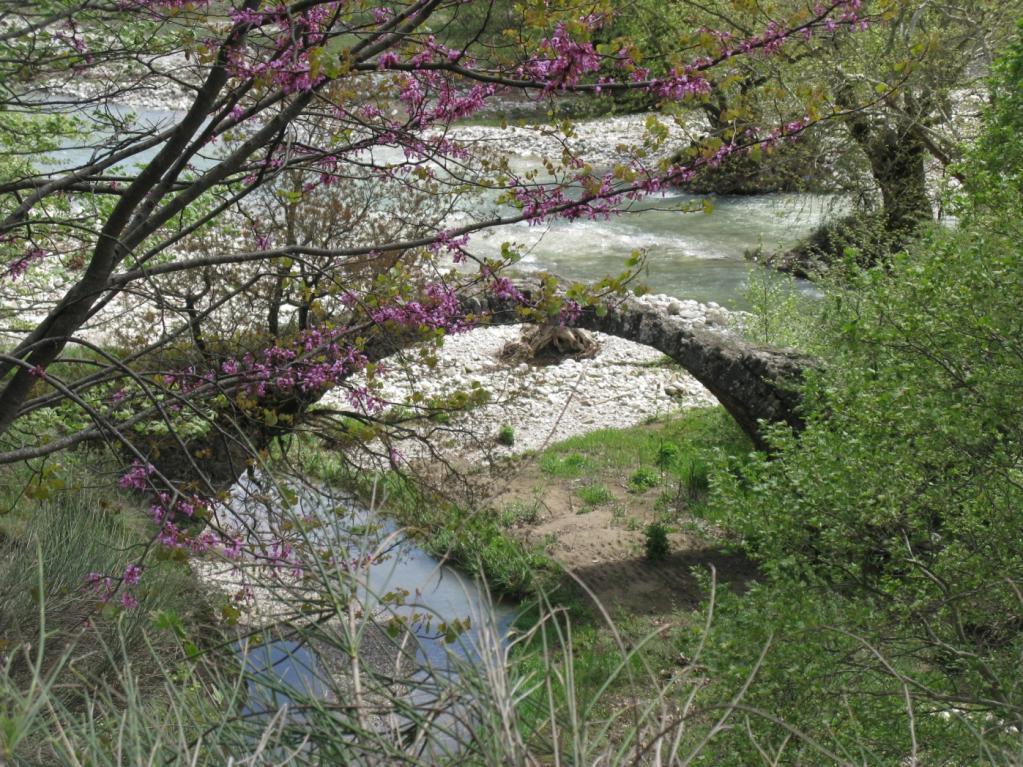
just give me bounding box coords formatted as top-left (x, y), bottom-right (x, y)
top-left (456, 290), bottom-right (815, 451)
top-left (158, 287), bottom-right (815, 487)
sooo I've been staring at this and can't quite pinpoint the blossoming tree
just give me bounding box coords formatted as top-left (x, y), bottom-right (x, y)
top-left (0, 0), bottom-right (874, 600)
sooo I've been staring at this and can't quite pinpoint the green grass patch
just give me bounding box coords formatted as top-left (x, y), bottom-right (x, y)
top-left (539, 451), bottom-right (593, 478)
top-left (535, 407), bottom-right (747, 472)
top-left (628, 466), bottom-right (659, 492)
top-left (531, 407), bottom-right (750, 513)
top-left (0, 460), bottom-right (216, 702)
top-left (508, 597), bottom-right (693, 747)
top-left (577, 483), bottom-right (613, 507)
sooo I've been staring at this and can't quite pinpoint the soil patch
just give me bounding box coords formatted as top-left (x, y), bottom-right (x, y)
top-left (471, 416), bottom-right (757, 616)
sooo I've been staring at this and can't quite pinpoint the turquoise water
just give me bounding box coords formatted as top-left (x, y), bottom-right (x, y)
top-left (467, 190), bottom-right (837, 307)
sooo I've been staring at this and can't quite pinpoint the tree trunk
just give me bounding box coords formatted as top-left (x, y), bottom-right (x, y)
top-left (842, 96), bottom-right (933, 244)
top-left (866, 125), bottom-right (932, 236)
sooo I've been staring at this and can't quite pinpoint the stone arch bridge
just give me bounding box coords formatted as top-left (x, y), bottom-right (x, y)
top-left (452, 290), bottom-right (815, 452)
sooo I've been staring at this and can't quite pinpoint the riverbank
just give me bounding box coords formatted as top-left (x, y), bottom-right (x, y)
top-left (306, 291), bottom-right (760, 611)
top-left (479, 408), bottom-right (756, 612)
top-left (310, 402), bottom-right (756, 616)
top-left (298, 402), bottom-right (760, 746)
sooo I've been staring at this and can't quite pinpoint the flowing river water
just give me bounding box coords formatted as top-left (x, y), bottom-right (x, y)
top-left (467, 189), bottom-right (835, 306)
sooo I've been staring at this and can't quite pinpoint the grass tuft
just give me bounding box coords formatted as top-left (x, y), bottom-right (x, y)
top-left (577, 484), bottom-right (613, 507)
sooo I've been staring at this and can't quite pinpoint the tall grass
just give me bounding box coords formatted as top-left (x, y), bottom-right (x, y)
top-left (3, 452), bottom-right (1018, 765)
top-left (0, 480), bottom-right (216, 764)
top-left (0, 486), bottom-right (206, 682)
top-left (5, 546), bottom-right (1006, 766)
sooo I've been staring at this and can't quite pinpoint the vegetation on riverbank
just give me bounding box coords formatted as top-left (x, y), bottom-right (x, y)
top-left (0, 459), bottom-right (224, 763)
top-left (292, 403), bottom-right (751, 602)
top-left (305, 29), bottom-right (1023, 761)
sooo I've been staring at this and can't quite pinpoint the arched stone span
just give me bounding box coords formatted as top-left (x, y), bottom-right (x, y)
top-left (455, 289), bottom-right (816, 451)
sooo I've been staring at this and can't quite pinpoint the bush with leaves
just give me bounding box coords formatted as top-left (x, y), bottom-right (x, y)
top-left (685, 26), bottom-right (1023, 765)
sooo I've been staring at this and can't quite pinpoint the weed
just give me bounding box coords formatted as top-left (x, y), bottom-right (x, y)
top-left (637, 355), bottom-right (678, 369)
top-left (655, 441), bottom-right (681, 471)
top-left (499, 501), bottom-right (542, 527)
top-left (682, 456), bottom-right (710, 498)
top-left (629, 467), bottom-right (659, 492)
top-left (577, 484), bottom-right (613, 507)
top-left (540, 452), bottom-right (592, 478)
top-left (496, 424), bottom-right (515, 446)
top-left (653, 490), bottom-right (675, 514)
top-left (0, 474), bottom-right (211, 695)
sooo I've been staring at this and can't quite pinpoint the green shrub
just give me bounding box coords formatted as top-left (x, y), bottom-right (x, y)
top-left (577, 484), bottom-right (612, 507)
top-left (628, 467), bottom-right (659, 492)
top-left (717, 210), bottom-right (1023, 612)
top-left (496, 424), bottom-right (515, 446)
top-left (654, 441), bottom-right (680, 471)
top-left (739, 266), bottom-right (824, 349)
top-left (643, 523), bottom-right (670, 561)
top-left (683, 580), bottom-right (1018, 766)
top-left (680, 456), bottom-right (709, 498)
top-left (697, 34), bottom-right (1023, 762)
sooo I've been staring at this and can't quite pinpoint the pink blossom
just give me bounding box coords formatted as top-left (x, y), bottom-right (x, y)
top-left (120, 592), bottom-right (139, 610)
top-left (559, 299), bottom-right (583, 325)
top-left (123, 563), bottom-right (143, 586)
top-left (377, 51), bottom-right (400, 69)
top-left (3, 248), bottom-right (45, 282)
top-left (118, 460), bottom-right (154, 491)
top-left (222, 537), bottom-right (243, 559)
top-left (490, 277), bottom-right (526, 303)
top-left (85, 572), bottom-right (114, 600)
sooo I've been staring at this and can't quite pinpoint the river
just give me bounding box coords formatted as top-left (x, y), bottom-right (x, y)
top-left (220, 475), bottom-right (518, 757)
top-left (42, 102), bottom-right (837, 309)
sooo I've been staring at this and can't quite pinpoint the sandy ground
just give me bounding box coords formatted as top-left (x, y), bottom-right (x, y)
top-left (475, 430), bottom-right (757, 616)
